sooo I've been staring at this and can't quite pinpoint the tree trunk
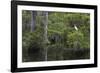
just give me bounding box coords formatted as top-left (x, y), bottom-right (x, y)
top-left (41, 11), bottom-right (48, 61)
top-left (31, 11), bottom-right (37, 32)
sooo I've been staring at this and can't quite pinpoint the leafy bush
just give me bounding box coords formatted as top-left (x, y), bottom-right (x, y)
top-left (22, 29), bottom-right (45, 62)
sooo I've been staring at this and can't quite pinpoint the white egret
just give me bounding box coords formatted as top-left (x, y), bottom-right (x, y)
top-left (74, 24), bottom-right (78, 31)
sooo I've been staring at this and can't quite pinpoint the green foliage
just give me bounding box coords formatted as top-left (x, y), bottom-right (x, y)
top-left (22, 28), bottom-right (45, 62)
top-left (22, 10), bottom-right (90, 62)
top-left (22, 28), bottom-right (44, 49)
top-left (67, 31), bottom-right (84, 48)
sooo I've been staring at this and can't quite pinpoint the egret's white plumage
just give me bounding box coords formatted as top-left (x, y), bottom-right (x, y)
top-left (74, 25), bottom-right (78, 31)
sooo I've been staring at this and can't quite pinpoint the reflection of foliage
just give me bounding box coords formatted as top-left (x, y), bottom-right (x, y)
top-left (47, 44), bottom-right (64, 60)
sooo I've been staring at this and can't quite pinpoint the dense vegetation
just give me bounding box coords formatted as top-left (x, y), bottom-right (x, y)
top-left (22, 10), bottom-right (90, 62)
